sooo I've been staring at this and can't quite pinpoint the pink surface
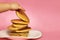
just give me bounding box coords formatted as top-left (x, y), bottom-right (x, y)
top-left (0, 0), bottom-right (60, 40)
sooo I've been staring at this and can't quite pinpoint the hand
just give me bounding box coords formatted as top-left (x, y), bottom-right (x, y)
top-left (9, 2), bottom-right (25, 11)
top-left (0, 2), bottom-right (25, 13)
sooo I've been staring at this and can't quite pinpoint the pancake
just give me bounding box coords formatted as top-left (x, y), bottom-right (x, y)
top-left (12, 24), bottom-right (27, 28)
top-left (16, 10), bottom-right (29, 22)
top-left (15, 27), bottom-right (31, 32)
top-left (8, 25), bottom-right (19, 31)
top-left (11, 19), bottom-right (29, 24)
top-left (9, 32), bottom-right (29, 37)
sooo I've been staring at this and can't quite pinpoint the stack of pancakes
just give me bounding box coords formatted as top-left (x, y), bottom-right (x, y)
top-left (8, 10), bottom-right (31, 37)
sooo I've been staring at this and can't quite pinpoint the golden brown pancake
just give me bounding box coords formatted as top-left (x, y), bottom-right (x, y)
top-left (9, 32), bottom-right (29, 37)
top-left (15, 27), bottom-right (31, 32)
top-left (11, 19), bottom-right (29, 24)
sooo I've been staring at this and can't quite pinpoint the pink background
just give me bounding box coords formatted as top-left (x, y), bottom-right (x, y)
top-left (0, 0), bottom-right (60, 40)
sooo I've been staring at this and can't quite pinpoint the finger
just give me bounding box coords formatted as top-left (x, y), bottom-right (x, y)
top-left (18, 7), bottom-right (25, 11)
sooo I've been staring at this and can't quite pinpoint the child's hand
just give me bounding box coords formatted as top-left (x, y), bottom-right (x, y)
top-left (10, 2), bottom-right (25, 11)
top-left (0, 2), bottom-right (25, 13)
